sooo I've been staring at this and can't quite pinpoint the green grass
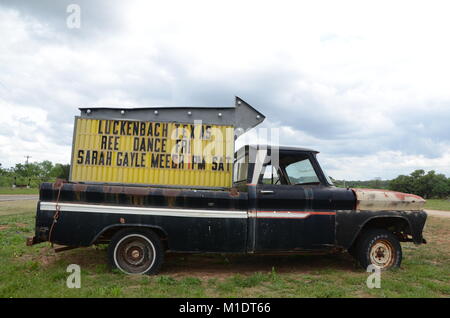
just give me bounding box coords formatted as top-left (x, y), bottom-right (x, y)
top-left (0, 187), bottom-right (39, 195)
top-left (0, 200), bottom-right (449, 298)
top-left (425, 199), bottom-right (450, 211)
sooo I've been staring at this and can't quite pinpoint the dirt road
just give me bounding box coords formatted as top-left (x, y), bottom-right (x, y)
top-left (0, 195), bottom-right (39, 202)
top-left (425, 209), bottom-right (450, 218)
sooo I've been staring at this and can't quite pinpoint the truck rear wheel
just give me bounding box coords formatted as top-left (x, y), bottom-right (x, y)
top-left (355, 229), bottom-right (402, 270)
top-left (108, 228), bottom-right (164, 275)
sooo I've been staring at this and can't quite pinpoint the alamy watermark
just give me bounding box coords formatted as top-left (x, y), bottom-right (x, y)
top-left (66, 4), bottom-right (81, 29)
top-left (66, 264), bottom-right (81, 288)
top-left (366, 264), bottom-right (381, 289)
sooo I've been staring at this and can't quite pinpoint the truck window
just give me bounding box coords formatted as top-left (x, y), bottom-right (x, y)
top-left (284, 158), bottom-right (320, 185)
top-left (261, 165), bottom-right (280, 184)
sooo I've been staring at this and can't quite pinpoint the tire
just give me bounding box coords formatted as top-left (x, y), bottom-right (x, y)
top-left (354, 228), bottom-right (402, 270)
top-left (108, 228), bottom-right (164, 275)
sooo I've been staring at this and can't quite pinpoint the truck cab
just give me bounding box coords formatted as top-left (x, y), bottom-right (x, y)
top-left (235, 145), bottom-right (354, 252)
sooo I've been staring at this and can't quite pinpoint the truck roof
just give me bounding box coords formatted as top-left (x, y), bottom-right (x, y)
top-left (238, 144), bottom-right (319, 154)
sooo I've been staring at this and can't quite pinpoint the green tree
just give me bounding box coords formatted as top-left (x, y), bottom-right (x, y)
top-left (389, 169), bottom-right (450, 199)
top-left (429, 172), bottom-right (449, 198)
top-left (50, 164), bottom-right (70, 180)
top-left (389, 175), bottom-right (413, 194)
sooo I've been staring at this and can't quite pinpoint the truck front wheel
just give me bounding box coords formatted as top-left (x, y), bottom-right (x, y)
top-left (355, 229), bottom-right (402, 270)
top-left (108, 228), bottom-right (164, 275)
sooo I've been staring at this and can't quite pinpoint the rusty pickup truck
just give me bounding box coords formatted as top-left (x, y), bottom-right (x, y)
top-left (27, 144), bottom-right (427, 274)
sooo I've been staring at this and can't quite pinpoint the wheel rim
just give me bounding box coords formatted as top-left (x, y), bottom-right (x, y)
top-left (369, 239), bottom-right (395, 269)
top-left (114, 234), bottom-right (156, 274)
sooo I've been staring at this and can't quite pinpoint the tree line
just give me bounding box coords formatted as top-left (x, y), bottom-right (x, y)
top-left (333, 169), bottom-right (450, 199)
top-left (0, 161), bottom-right (70, 188)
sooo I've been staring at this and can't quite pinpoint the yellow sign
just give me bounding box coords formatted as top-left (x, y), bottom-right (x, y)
top-left (70, 118), bottom-right (235, 187)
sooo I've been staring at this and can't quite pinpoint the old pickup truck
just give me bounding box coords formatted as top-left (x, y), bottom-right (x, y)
top-left (28, 143), bottom-right (427, 274)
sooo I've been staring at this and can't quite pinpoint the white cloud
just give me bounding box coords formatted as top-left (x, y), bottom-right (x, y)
top-left (0, 0), bottom-right (449, 179)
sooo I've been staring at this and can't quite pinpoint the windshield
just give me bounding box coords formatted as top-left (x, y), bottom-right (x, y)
top-left (285, 158), bottom-right (320, 185)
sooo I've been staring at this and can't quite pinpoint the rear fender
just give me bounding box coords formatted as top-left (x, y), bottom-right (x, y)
top-left (89, 224), bottom-right (169, 246)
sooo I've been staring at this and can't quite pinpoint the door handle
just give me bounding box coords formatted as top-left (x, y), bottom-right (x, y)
top-left (259, 190), bottom-right (275, 194)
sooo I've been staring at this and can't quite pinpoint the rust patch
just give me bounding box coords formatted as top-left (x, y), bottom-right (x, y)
top-left (72, 183), bottom-right (88, 192)
top-left (53, 179), bottom-right (66, 189)
top-left (123, 187), bottom-right (151, 196)
top-left (162, 189), bottom-right (182, 208)
top-left (102, 185), bottom-right (126, 194)
top-left (352, 188), bottom-right (426, 211)
top-left (162, 188), bottom-right (182, 197)
top-left (229, 188), bottom-right (239, 197)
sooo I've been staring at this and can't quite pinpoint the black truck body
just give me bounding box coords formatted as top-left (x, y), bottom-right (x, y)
top-left (29, 145), bottom-right (427, 274)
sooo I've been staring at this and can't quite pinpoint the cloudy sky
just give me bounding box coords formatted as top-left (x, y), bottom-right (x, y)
top-left (1, 0), bottom-right (449, 180)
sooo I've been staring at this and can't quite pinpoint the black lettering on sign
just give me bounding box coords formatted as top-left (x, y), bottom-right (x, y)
top-left (158, 154), bottom-right (170, 169)
top-left (158, 154), bottom-right (164, 168)
top-left (175, 139), bottom-right (190, 154)
top-left (154, 138), bottom-right (161, 152)
top-left (133, 137), bottom-right (167, 152)
top-left (101, 136), bottom-right (120, 150)
top-left (132, 122), bottom-right (139, 136)
top-left (212, 156), bottom-right (220, 171)
top-left (113, 121), bottom-right (119, 135)
top-left (210, 157), bottom-right (225, 171)
top-left (123, 152), bottom-right (129, 166)
top-left (133, 137), bottom-right (139, 151)
top-left (104, 121), bottom-right (111, 134)
top-left (161, 138), bottom-right (167, 152)
top-left (97, 151), bottom-right (112, 166)
top-left (129, 152), bottom-right (145, 168)
top-left (101, 136), bottom-right (107, 149)
top-left (92, 151), bottom-right (98, 165)
top-left (77, 150), bottom-right (84, 164)
top-left (106, 151), bottom-right (112, 166)
top-left (117, 152), bottom-right (123, 166)
top-left (98, 120), bottom-right (103, 134)
top-left (120, 121), bottom-right (126, 135)
top-left (162, 123), bottom-right (168, 137)
top-left (77, 150), bottom-right (115, 166)
top-left (85, 150), bottom-right (91, 164)
top-left (98, 152), bottom-right (104, 165)
top-left (193, 156), bottom-right (206, 170)
top-left (147, 123), bottom-right (153, 136)
top-left (151, 153), bottom-right (159, 168)
top-left (163, 154), bottom-right (170, 168)
top-left (140, 152), bottom-right (146, 167)
top-left (126, 121), bottom-right (132, 136)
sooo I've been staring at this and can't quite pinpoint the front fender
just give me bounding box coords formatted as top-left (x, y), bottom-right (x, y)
top-left (335, 210), bottom-right (427, 249)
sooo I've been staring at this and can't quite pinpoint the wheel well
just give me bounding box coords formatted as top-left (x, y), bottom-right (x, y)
top-left (350, 217), bottom-right (413, 249)
top-left (93, 225), bottom-right (169, 250)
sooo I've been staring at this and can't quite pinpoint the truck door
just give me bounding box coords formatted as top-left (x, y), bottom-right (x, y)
top-left (254, 151), bottom-right (336, 251)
